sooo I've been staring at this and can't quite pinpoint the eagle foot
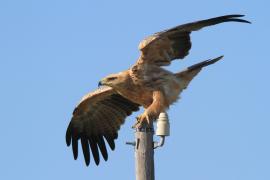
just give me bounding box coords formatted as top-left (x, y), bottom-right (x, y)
top-left (132, 113), bottom-right (152, 129)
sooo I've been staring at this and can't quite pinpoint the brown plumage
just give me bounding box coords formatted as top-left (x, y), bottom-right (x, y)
top-left (66, 14), bottom-right (250, 166)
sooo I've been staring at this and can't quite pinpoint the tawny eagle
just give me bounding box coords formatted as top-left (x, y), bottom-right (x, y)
top-left (66, 14), bottom-right (250, 166)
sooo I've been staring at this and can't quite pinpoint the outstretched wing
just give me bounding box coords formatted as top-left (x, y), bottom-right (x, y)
top-left (66, 86), bottom-right (140, 166)
top-left (137, 14), bottom-right (250, 66)
top-left (175, 56), bottom-right (223, 91)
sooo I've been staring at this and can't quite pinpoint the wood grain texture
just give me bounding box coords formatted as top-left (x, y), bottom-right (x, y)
top-left (135, 127), bottom-right (155, 180)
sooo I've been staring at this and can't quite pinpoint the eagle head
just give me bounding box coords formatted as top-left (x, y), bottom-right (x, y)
top-left (98, 71), bottom-right (129, 88)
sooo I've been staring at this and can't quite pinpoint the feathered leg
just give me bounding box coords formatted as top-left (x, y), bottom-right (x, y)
top-left (133, 91), bottom-right (167, 128)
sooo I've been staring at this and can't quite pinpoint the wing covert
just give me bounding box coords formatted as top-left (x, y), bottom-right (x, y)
top-left (138, 14), bottom-right (250, 66)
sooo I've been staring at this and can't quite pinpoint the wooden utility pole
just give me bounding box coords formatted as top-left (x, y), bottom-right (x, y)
top-left (135, 126), bottom-right (155, 180)
top-left (126, 113), bottom-right (169, 180)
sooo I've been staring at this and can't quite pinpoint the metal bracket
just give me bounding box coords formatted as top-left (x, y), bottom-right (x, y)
top-left (126, 141), bottom-right (136, 147)
top-left (126, 138), bottom-right (141, 149)
top-left (153, 135), bottom-right (166, 149)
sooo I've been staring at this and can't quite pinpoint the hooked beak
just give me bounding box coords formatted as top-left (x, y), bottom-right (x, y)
top-left (98, 81), bottom-right (103, 87)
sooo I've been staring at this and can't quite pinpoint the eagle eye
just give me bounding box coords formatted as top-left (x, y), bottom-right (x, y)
top-left (107, 77), bottom-right (117, 81)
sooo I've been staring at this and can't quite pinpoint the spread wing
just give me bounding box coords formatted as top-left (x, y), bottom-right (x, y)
top-left (175, 56), bottom-right (223, 91)
top-left (137, 14), bottom-right (250, 66)
top-left (66, 86), bottom-right (140, 166)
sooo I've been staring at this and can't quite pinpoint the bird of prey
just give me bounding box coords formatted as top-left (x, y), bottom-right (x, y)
top-left (66, 15), bottom-right (250, 166)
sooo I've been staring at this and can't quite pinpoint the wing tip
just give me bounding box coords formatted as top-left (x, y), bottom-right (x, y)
top-left (221, 14), bottom-right (251, 24)
top-left (66, 136), bottom-right (71, 146)
top-left (211, 55), bottom-right (224, 63)
top-left (94, 159), bottom-right (100, 166)
top-left (66, 134), bottom-right (72, 147)
top-left (73, 152), bottom-right (78, 160)
top-left (186, 55), bottom-right (224, 72)
top-left (204, 55), bottom-right (224, 66)
top-left (65, 122), bottom-right (72, 146)
top-left (72, 137), bottom-right (79, 160)
top-left (228, 18), bottom-right (251, 24)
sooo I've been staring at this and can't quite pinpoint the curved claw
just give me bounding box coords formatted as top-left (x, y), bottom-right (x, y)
top-left (132, 117), bottom-right (141, 129)
top-left (132, 122), bottom-right (139, 129)
top-left (132, 113), bottom-right (153, 129)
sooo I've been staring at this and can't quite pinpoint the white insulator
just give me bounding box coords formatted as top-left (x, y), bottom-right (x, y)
top-left (155, 112), bottom-right (170, 136)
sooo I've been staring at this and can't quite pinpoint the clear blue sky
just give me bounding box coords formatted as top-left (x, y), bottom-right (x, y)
top-left (0, 1), bottom-right (269, 180)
